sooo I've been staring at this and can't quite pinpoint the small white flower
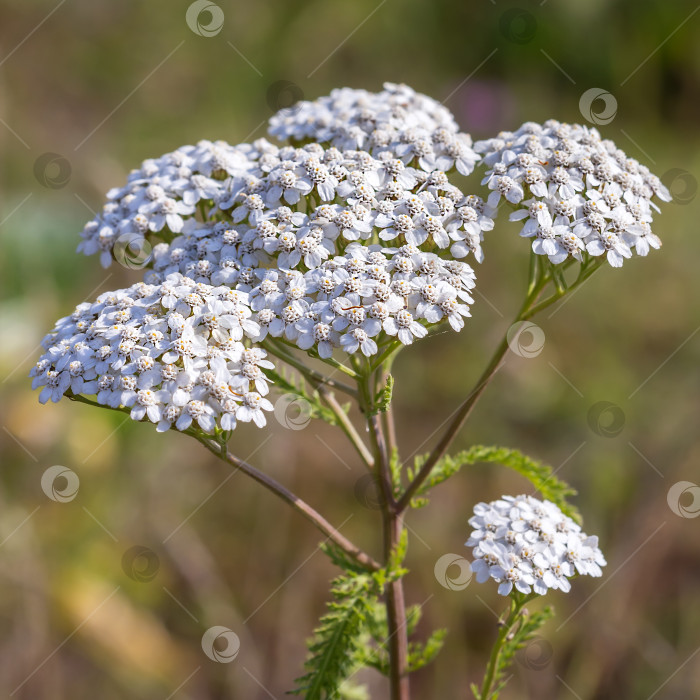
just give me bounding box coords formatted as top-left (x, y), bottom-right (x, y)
top-left (236, 392), bottom-right (273, 428)
top-left (586, 231), bottom-right (632, 267)
top-left (383, 309), bottom-right (427, 345)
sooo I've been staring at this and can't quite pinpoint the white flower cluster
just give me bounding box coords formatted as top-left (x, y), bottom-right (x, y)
top-left (31, 273), bottom-right (274, 433)
top-left (138, 142), bottom-right (484, 356)
top-left (77, 139), bottom-right (266, 268)
top-left (476, 120), bottom-right (671, 267)
top-left (37, 85), bottom-right (671, 434)
top-left (77, 137), bottom-right (486, 360)
top-left (466, 494), bottom-right (606, 596)
top-left (268, 82), bottom-right (479, 175)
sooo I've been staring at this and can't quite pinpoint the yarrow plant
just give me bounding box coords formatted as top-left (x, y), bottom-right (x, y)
top-left (31, 83), bottom-right (670, 699)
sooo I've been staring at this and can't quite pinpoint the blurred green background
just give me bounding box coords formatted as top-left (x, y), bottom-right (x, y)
top-left (1, 0), bottom-right (699, 698)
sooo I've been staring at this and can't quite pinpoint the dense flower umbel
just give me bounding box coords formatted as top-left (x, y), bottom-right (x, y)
top-left (77, 139), bottom-right (270, 267)
top-left (78, 136), bottom-right (485, 358)
top-left (39, 86), bottom-right (671, 425)
top-left (31, 273), bottom-right (274, 433)
top-left (81, 138), bottom-right (493, 274)
top-left (475, 121), bottom-right (670, 267)
top-left (466, 495), bottom-right (606, 596)
top-left (268, 83), bottom-right (480, 176)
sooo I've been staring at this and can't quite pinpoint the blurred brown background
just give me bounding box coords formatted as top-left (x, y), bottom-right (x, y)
top-left (1, 0), bottom-right (699, 698)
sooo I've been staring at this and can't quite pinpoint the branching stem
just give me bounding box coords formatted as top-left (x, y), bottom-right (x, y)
top-left (68, 394), bottom-right (380, 572)
top-left (196, 435), bottom-right (381, 572)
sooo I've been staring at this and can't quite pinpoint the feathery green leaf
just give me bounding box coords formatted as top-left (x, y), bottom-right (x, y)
top-left (407, 445), bottom-right (580, 522)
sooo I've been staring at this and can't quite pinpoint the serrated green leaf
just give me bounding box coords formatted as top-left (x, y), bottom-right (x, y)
top-left (337, 680), bottom-right (370, 700)
top-left (294, 542), bottom-right (412, 698)
top-left (407, 445), bottom-right (580, 522)
top-left (389, 446), bottom-right (402, 494)
top-left (291, 572), bottom-right (374, 699)
top-left (371, 373), bottom-right (394, 414)
top-left (387, 528), bottom-right (408, 575)
top-left (405, 605), bottom-right (422, 637)
top-left (407, 628), bottom-right (447, 672)
top-left (320, 542), bottom-right (373, 576)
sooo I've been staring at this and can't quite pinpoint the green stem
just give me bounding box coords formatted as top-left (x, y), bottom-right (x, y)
top-left (318, 355), bottom-right (360, 379)
top-left (362, 369), bottom-right (410, 700)
top-left (270, 336), bottom-right (360, 380)
top-left (361, 373), bottom-right (396, 509)
top-left (369, 340), bottom-right (402, 374)
top-left (319, 383), bottom-right (375, 469)
top-left (396, 273), bottom-right (549, 512)
top-left (265, 339), bottom-right (375, 467)
top-left (478, 595), bottom-right (529, 700)
top-left (381, 368), bottom-right (399, 470)
top-left (521, 257), bottom-right (604, 320)
top-left (265, 340), bottom-right (374, 467)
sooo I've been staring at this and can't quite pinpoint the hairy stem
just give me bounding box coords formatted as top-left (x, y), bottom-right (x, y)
top-left (265, 338), bottom-right (375, 467)
top-left (521, 257), bottom-right (604, 320)
top-left (383, 511), bottom-right (410, 700)
top-left (319, 385), bottom-right (376, 469)
top-left (68, 393), bottom-right (380, 570)
top-left (383, 403), bottom-right (398, 467)
top-left (360, 371), bottom-right (410, 700)
top-left (368, 412), bottom-right (395, 508)
top-left (477, 595), bottom-right (528, 700)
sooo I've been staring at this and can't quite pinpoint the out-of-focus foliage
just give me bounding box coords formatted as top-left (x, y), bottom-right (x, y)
top-left (1, 0), bottom-right (699, 698)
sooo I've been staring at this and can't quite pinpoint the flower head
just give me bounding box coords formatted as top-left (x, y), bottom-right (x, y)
top-left (268, 83), bottom-right (480, 176)
top-left (31, 273), bottom-right (274, 434)
top-left (476, 120), bottom-right (670, 267)
top-left (466, 494), bottom-right (606, 596)
top-left (38, 86), bottom-right (671, 436)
